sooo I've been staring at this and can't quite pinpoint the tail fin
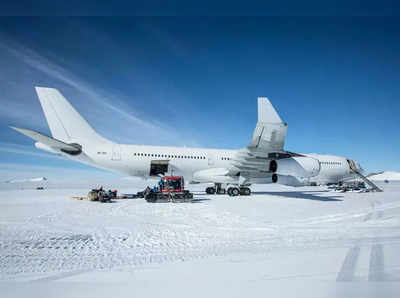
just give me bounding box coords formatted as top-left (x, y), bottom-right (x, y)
top-left (35, 87), bottom-right (109, 144)
top-left (257, 97), bottom-right (283, 123)
top-left (248, 97), bottom-right (287, 153)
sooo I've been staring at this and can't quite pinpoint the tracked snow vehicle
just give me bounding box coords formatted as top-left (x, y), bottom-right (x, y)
top-left (145, 176), bottom-right (193, 203)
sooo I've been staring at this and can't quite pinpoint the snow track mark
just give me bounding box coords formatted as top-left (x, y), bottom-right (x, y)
top-left (368, 244), bottom-right (385, 281)
top-left (336, 246), bottom-right (360, 281)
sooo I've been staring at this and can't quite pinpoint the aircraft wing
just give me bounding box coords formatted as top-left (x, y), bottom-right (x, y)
top-left (10, 126), bottom-right (82, 155)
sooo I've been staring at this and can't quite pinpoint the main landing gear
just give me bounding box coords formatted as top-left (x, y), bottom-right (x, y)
top-left (205, 183), bottom-right (251, 197)
top-left (227, 187), bottom-right (251, 196)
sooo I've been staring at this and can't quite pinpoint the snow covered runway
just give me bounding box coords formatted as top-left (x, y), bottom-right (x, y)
top-left (1, 183), bottom-right (400, 288)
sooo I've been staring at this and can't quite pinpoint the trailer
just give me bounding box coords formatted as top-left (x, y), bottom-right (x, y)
top-left (145, 176), bottom-right (193, 203)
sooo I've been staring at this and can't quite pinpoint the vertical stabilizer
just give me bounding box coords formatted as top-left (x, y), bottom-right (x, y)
top-left (35, 87), bottom-right (109, 144)
top-left (257, 97), bottom-right (282, 123)
top-left (248, 97), bottom-right (287, 153)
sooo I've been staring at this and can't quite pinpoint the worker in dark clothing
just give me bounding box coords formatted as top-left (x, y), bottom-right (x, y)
top-left (158, 179), bottom-right (164, 191)
top-left (144, 186), bottom-right (151, 196)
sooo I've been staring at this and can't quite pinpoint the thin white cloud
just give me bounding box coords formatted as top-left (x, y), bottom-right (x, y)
top-left (0, 142), bottom-right (65, 159)
top-left (0, 36), bottom-right (199, 146)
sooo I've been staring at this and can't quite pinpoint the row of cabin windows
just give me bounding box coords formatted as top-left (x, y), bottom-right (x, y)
top-left (321, 161), bottom-right (341, 165)
top-left (133, 153), bottom-right (206, 159)
top-left (221, 157), bottom-right (231, 160)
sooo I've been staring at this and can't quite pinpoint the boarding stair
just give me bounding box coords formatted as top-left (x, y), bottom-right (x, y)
top-left (347, 159), bottom-right (383, 192)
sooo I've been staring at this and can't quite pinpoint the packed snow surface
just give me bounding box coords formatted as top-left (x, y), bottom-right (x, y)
top-left (1, 182), bottom-right (400, 295)
top-left (369, 171), bottom-right (400, 181)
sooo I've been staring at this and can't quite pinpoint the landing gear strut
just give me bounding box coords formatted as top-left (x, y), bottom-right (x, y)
top-left (215, 183), bottom-right (226, 194)
top-left (206, 183), bottom-right (226, 195)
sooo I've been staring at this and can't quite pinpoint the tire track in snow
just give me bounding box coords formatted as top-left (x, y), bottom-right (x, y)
top-left (368, 201), bottom-right (386, 282)
top-left (336, 246), bottom-right (360, 281)
top-left (337, 196), bottom-right (385, 282)
top-left (368, 244), bottom-right (385, 281)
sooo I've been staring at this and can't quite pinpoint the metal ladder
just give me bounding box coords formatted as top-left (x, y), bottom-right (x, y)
top-left (353, 170), bottom-right (383, 192)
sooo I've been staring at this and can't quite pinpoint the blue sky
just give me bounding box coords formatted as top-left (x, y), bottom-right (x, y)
top-left (0, 17), bottom-right (399, 181)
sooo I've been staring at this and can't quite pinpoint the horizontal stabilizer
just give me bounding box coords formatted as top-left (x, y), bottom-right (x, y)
top-left (10, 126), bottom-right (81, 155)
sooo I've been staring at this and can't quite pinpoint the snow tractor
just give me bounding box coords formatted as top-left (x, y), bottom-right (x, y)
top-left (87, 188), bottom-right (115, 203)
top-left (145, 176), bottom-right (193, 203)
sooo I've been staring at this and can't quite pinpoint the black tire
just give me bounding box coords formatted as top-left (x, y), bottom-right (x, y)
top-left (227, 187), bottom-right (232, 196)
top-left (240, 187), bottom-right (251, 196)
top-left (231, 187), bottom-right (240, 196)
top-left (206, 187), bottom-right (216, 194)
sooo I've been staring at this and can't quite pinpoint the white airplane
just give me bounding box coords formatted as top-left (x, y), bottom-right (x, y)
top-left (11, 87), bottom-right (364, 195)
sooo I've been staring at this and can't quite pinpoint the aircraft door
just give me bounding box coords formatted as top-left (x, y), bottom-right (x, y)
top-left (150, 160), bottom-right (169, 176)
top-left (111, 144), bottom-right (121, 160)
top-left (207, 152), bottom-right (215, 166)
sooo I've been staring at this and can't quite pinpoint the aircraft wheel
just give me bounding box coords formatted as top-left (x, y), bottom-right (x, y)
top-left (206, 187), bottom-right (216, 194)
top-left (229, 187), bottom-right (240, 197)
top-left (227, 187), bottom-right (232, 196)
top-left (240, 187), bottom-right (251, 196)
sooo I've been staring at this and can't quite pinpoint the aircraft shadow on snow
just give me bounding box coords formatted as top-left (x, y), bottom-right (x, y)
top-left (191, 198), bottom-right (212, 203)
top-left (253, 191), bottom-right (343, 202)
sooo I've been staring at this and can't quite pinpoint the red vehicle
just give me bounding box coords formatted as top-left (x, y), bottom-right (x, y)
top-left (145, 176), bottom-right (193, 203)
top-left (160, 176), bottom-right (185, 193)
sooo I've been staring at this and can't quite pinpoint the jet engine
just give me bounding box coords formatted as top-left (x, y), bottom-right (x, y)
top-left (269, 156), bottom-right (320, 178)
top-left (271, 174), bottom-right (309, 187)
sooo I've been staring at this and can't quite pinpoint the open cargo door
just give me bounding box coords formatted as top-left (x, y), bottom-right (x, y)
top-left (150, 160), bottom-right (169, 176)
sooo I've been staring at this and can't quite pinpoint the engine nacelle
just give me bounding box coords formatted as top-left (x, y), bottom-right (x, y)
top-left (192, 168), bottom-right (237, 184)
top-left (271, 174), bottom-right (306, 187)
top-left (271, 156), bottom-right (320, 178)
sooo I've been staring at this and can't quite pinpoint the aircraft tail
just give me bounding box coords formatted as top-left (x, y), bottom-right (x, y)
top-left (35, 87), bottom-right (109, 144)
top-left (257, 97), bottom-right (283, 123)
top-left (248, 97), bottom-right (287, 152)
